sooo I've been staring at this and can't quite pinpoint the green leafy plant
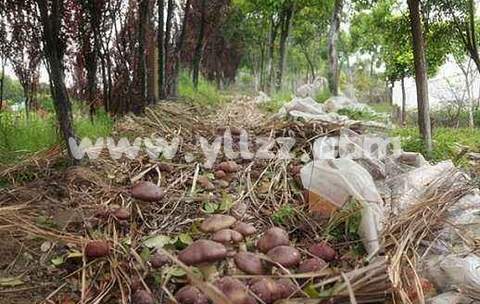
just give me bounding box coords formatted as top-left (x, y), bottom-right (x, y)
top-left (272, 204), bottom-right (296, 225)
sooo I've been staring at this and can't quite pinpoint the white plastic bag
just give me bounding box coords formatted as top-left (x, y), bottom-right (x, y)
top-left (300, 159), bottom-right (385, 255)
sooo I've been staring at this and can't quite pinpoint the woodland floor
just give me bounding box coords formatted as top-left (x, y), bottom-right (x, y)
top-left (0, 96), bottom-right (394, 304)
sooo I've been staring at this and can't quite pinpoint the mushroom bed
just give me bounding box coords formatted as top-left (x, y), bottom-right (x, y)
top-left (0, 99), bottom-right (389, 304)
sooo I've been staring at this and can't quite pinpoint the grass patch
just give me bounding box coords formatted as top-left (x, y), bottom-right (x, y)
top-left (259, 90), bottom-right (293, 113)
top-left (337, 107), bottom-right (384, 122)
top-left (391, 127), bottom-right (480, 165)
top-left (314, 87), bottom-right (331, 104)
top-left (368, 102), bottom-right (392, 114)
top-left (0, 110), bottom-right (113, 165)
top-left (178, 72), bottom-right (227, 107)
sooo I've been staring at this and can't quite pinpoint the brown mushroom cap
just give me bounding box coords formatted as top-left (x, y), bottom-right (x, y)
top-left (131, 181), bottom-right (164, 202)
top-left (249, 278), bottom-right (281, 304)
top-left (150, 251), bottom-right (170, 269)
top-left (200, 214), bottom-right (236, 233)
top-left (132, 290), bottom-right (154, 304)
top-left (214, 170), bottom-right (227, 179)
top-left (257, 227), bottom-right (289, 253)
top-left (217, 161), bottom-right (241, 173)
top-left (276, 279), bottom-right (297, 299)
top-left (113, 208), bottom-right (130, 221)
top-left (197, 176), bottom-right (215, 191)
top-left (233, 222), bottom-right (257, 237)
top-left (234, 252), bottom-right (264, 275)
top-left (178, 240), bottom-right (227, 266)
top-left (267, 246), bottom-right (300, 268)
top-left (175, 285), bottom-right (209, 304)
top-left (212, 229), bottom-right (244, 244)
top-left (214, 277), bottom-right (256, 304)
top-left (85, 240), bottom-right (110, 258)
top-left (308, 243), bottom-right (337, 262)
top-left (298, 258), bottom-right (327, 273)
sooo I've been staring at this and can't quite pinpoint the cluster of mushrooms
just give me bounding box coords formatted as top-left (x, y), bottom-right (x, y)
top-left (83, 167), bottom-right (338, 304)
top-left (135, 214), bottom-right (337, 304)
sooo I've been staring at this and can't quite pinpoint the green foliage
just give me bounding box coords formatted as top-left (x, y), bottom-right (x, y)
top-left (369, 102), bottom-right (392, 114)
top-left (0, 108), bottom-right (113, 165)
top-left (314, 87), bottom-right (331, 104)
top-left (337, 107), bottom-right (382, 122)
top-left (1, 75), bottom-right (24, 104)
top-left (391, 127), bottom-right (480, 165)
top-left (325, 200), bottom-right (365, 256)
top-left (272, 204), bottom-right (296, 225)
top-left (260, 90), bottom-right (293, 113)
top-left (178, 72), bottom-right (227, 107)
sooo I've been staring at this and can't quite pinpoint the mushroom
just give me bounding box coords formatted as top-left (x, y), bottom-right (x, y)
top-left (131, 181), bottom-right (164, 202)
top-left (298, 258), bottom-right (327, 273)
top-left (113, 208), bottom-right (130, 221)
top-left (178, 240), bottom-right (227, 280)
top-left (214, 170), bottom-right (227, 180)
top-left (150, 251), bottom-right (170, 269)
top-left (249, 278), bottom-right (281, 304)
top-left (85, 240), bottom-right (110, 258)
top-left (200, 214), bottom-right (236, 233)
top-left (276, 279), bottom-right (297, 299)
top-left (175, 285), bottom-right (209, 304)
top-left (217, 161), bottom-right (241, 173)
top-left (308, 242), bottom-right (337, 262)
top-left (197, 176), bottom-right (215, 191)
top-left (233, 222), bottom-right (256, 237)
top-left (212, 229), bottom-right (243, 244)
top-left (214, 277), bottom-right (256, 304)
top-left (234, 252), bottom-right (264, 275)
top-left (267, 246), bottom-right (300, 268)
top-left (132, 290), bottom-right (154, 304)
top-left (257, 227), bottom-right (289, 253)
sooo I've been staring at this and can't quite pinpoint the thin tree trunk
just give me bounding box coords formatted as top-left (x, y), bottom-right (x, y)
top-left (407, 0), bottom-right (432, 154)
top-left (267, 15), bottom-right (279, 94)
top-left (327, 0), bottom-right (343, 96)
top-left (192, 0), bottom-right (207, 89)
top-left (0, 60), bottom-right (4, 112)
top-left (134, 0), bottom-right (149, 114)
top-left (157, 0), bottom-right (165, 99)
top-left (275, 2), bottom-right (293, 92)
top-left (171, 0), bottom-right (190, 97)
top-left (37, 0), bottom-right (77, 161)
top-left (401, 77), bottom-right (406, 126)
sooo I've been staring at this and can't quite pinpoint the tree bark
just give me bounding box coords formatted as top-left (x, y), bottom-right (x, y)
top-left (327, 0), bottom-right (343, 96)
top-left (275, 1), bottom-right (293, 92)
top-left (0, 60), bottom-right (4, 112)
top-left (133, 0), bottom-right (149, 114)
top-left (192, 0), bottom-right (207, 89)
top-left (36, 0), bottom-right (77, 161)
top-left (407, 0), bottom-right (432, 154)
top-left (157, 0), bottom-right (165, 99)
top-left (401, 77), bottom-right (406, 126)
top-left (171, 0), bottom-right (190, 97)
top-left (267, 16), bottom-right (279, 94)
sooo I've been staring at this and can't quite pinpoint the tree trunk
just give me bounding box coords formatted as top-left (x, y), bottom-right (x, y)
top-left (275, 2), bottom-right (293, 92)
top-left (267, 15), bottom-right (279, 94)
top-left (157, 0), bottom-right (165, 99)
top-left (192, 0), bottom-right (207, 89)
top-left (133, 0), bottom-right (149, 114)
top-left (146, 0), bottom-right (156, 104)
top-left (0, 60), bottom-right (4, 113)
top-left (327, 0), bottom-right (343, 96)
top-left (37, 0), bottom-right (77, 161)
top-left (171, 0), bottom-right (190, 97)
top-left (401, 77), bottom-right (406, 126)
top-left (407, 0), bottom-right (432, 154)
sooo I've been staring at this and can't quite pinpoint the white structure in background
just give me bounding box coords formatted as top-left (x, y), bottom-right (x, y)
top-left (392, 56), bottom-right (480, 110)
